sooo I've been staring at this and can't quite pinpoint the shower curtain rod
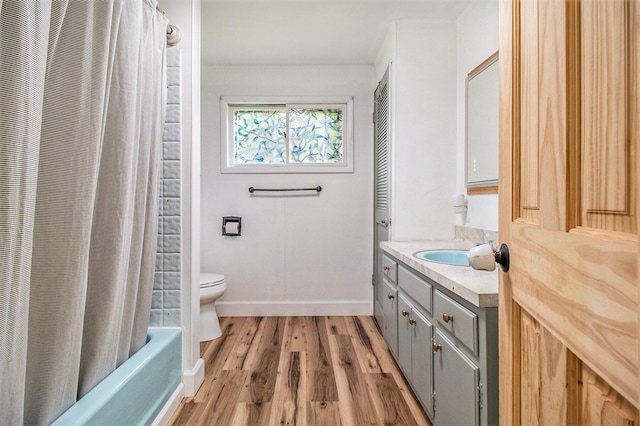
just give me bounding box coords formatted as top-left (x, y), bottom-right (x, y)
top-left (156, 3), bottom-right (182, 47)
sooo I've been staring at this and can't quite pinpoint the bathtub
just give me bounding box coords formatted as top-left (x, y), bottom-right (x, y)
top-left (52, 328), bottom-right (183, 426)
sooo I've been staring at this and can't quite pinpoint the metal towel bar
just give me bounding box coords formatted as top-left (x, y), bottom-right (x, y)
top-left (248, 186), bottom-right (322, 193)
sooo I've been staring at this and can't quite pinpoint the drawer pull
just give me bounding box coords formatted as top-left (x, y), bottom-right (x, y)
top-left (432, 342), bottom-right (442, 352)
top-left (383, 265), bottom-right (390, 271)
top-left (387, 293), bottom-right (395, 300)
top-left (409, 318), bottom-right (416, 325)
top-left (443, 313), bottom-right (454, 323)
top-left (402, 310), bottom-right (409, 317)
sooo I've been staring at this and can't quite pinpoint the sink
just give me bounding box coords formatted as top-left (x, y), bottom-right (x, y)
top-left (414, 249), bottom-right (469, 266)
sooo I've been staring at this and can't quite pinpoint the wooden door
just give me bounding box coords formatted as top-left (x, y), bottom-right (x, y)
top-left (499, 0), bottom-right (639, 424)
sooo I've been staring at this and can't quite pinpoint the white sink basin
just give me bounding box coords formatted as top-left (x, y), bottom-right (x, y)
top-left (414, 249), bottom-right (469, 266)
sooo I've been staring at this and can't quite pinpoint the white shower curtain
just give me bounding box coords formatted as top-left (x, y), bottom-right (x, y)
top-left (0, 1), bottom-right (167, 424)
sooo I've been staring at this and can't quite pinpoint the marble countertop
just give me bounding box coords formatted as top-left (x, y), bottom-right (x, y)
top-left (380, 240), bottom-right (499, 308)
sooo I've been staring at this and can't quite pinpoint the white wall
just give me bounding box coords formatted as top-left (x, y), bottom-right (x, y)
top-left (201, 65), bottom-right (374, 316)
top-left (374, 21), bottom-right (458, 242)
top-left (455, 0), bottom-right (499, 231)
top-left (162, 0), bottom-right (203, 397)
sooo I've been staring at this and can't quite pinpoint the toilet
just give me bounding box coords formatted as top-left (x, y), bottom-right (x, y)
top-left (199, 273), bottom-right (227, 342)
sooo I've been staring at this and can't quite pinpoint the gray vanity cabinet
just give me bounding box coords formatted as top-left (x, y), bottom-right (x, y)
top-left (381, 278), bottom-right (398, 357)
top-left (379, 254), bottom-right (399, 357)
top-left (433, 289), bottom-right (498, 426)
top-left (398, 293), bottom-right (434, 418)
top-left (433, 329), bottom-right (480, 426)
top-left (378, 251), bottom-right (499, 425)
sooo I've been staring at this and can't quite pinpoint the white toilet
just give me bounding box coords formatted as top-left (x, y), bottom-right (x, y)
top-left (199, 273), bottom-right (227, 342)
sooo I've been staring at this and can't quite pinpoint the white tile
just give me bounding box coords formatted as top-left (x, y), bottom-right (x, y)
top-left (149, 309), bottom-right (163, 326)
top-left (163, 309), bottom-right (181, 327)
top-left (166, 49), bottom-right (181, 67)
top-left (163, 179), bottom-right (180, 197)
top-left (163, 290), bottom-right (181, 308)
top-left (164, 198), bottom-right (181, 216)
top-left (163, 253), bottom-right (181, 272)
top-left (163, 272), bottom-right (181, 290)
top-left (163, 217), bottom-right (181, 234)
top-left (165, 104), bottom-right (181, 123)
top-left (163, 123), bottom-right (181, 142)
top-left (163, 142), bottom-right (180, 160)
top-left (167, 67), bottom-right (181, 86)
top-left (167, 86), bottom-right (181, 104)
top-left (154, 272), bottom-right (163, 290)
top-left (163, 235), bottom-right (181, 253)
top-left (152, 290), bottom-right (163, 308)
top-left (163, 160), bottom-right (180, 179)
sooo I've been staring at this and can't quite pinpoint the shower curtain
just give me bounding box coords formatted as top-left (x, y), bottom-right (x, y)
top-left (0, 1), bottom-right (167, 424)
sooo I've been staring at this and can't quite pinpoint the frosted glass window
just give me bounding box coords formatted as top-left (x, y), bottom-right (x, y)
top-left (233, 108), bottom-right (286, 164)
top-left (222, 97), bottom-right (353, 173)
top-left (289, 108), bottom-right (343, 163)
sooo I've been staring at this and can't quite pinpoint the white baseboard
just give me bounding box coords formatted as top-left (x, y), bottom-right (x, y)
top-left (152, 383), bottom-right (184, 426)
top-left (182, 357), bottom-right (205, 397)
top-left (216, 300), bottom-right (373, 317)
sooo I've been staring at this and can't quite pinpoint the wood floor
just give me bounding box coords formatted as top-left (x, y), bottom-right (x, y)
top-left (168, 316), bottom-right (431, 426)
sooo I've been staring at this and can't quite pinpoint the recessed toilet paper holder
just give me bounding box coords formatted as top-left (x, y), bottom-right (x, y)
top-left (222, 216), bottom-right (241, 236)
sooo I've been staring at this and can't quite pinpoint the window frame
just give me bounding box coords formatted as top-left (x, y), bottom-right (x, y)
top-left (220, 96), bottom-right (354, 174)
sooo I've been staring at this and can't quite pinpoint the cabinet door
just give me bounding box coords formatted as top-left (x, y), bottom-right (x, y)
top-left (397, 293), bottom-right (412, 376)
top-left (411, 309), bottom-right (434, 419)
top-left (434, 329), bottom-right (479, 426)
top-left (382, 278), bottom-right (398, 357)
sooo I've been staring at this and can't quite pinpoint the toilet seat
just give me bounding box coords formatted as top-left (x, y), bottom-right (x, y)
top-left (200, 273), bottom-right (225, 288)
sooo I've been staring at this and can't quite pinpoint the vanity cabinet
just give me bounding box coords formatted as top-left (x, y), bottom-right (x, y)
top-left (433, 329), bottom-right (480, 425)
top-left (398, 292), bottom-right (434, 418)
top-left (378, 254), bottom-right (399, 357)
top-left (378, 252), bottom-right (498, 425)
top-left (381, 278), bottom-right (398, 357)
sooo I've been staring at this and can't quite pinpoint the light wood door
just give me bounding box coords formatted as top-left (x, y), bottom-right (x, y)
top-left (499, 0), bottom-right (639, 424)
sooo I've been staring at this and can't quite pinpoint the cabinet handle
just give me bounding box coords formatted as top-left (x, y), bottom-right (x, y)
top-left (443, 313), bottom-right (454, 323)
top-left (387, 294), bottom-right (395, 300)
top-left (383, 265), bottom-right (389, 271)
top-left (402, 310), bottom-right (409, 317)
top-left (409, 318), bottom-right (416, 325)
top-left (432, 342), bottom-right (442, 352)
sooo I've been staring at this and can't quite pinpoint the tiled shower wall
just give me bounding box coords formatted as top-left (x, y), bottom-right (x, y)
top-left (150, 49), bottom-right (182, 327)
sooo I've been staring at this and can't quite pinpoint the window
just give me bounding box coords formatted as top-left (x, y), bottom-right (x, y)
top-left (221, 97), bottom-right (353, 173)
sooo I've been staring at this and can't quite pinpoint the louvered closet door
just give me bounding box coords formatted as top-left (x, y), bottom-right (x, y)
top-left (374, 67), bottom-right (391, 327)
top-left (499, 0), bottom-right (640, 423)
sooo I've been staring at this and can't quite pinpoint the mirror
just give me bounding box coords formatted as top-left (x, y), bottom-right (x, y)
top-left (466, 51), bottom-right (499, 193)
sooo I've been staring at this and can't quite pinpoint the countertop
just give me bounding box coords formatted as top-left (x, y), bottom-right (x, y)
top-left (380, 240), bottom-right (499, 308)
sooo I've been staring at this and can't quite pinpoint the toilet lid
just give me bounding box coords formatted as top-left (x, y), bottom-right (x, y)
top-left (200, 273), bottom-right (225, 287)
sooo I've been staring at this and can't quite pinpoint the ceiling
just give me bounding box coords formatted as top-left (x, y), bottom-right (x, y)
top-left (200, 0), bottom-right (473, 65)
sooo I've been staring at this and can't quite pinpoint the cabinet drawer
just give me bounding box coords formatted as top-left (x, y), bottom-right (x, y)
top-left (434, 290), bottom-right (478, 355)
top-left (398, 265), bottom-right (432, 314)
top-left (382, 254), bottom-right (398, 284)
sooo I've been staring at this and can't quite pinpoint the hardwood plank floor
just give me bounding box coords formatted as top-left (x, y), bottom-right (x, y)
top-left (168, 316), bottom-right (431, 426)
